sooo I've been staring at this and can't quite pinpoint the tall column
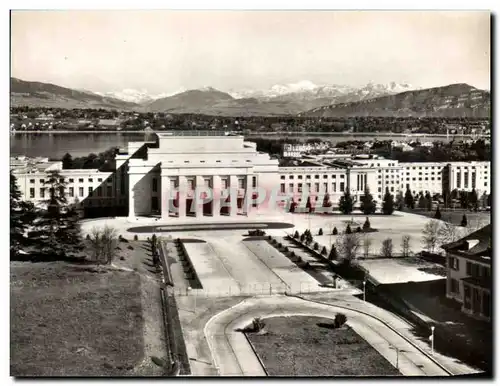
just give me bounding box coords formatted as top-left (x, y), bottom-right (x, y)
top-left (161, 174), bottom-right (169, 220)
top-left (212, 175), bottom-right (221, 217)
top-left (245, 174), bottom-right (253, 216)
top-left (230, 175), bottom-right (238, 217)
top-left (195, 175), bottom-right (204, 218)
top-left (178, 175), bottom-right (187, 218)
top-left (128, 173), bottom-right (138, 220)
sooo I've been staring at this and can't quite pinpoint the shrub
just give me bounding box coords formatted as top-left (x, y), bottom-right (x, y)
top-left (321, 246), bottom-right (327, 255)
top-left (119, 235), bottom-right (128, 243)
top-left (434, 207), bottom-right (442, 220)
top-left (284, 246), bottom-right (289, 253)
top-left (134, 235), bottom-right (139, 241)
top-left (290, 251), bottom-right (296, 258)
top-left (334, 313), bottom-right (347, 328)
top-left (356, 226), bottom-right (362, 233)
top-left (119, 256), bottom-right (125, 261)
top-left (294, 230), bottom-right (300, 239)
top-left (277, 243), bottom-right (282, 248)
top-left (313, 242), bottom-right (319, 250)
top-left (328, 245), bottom-right (338, 260)
top-left (363, 217), bottom-right (371, 230)
top-left (86, 234), bottom-right (91, 240)
top-left (461, 214), bottom-right (468, 227)
top-left (127, 245), bottom-right (134, 250)
top-left (268, 235), bottom-right (272, 240)
top-left (332, 227), bottom-right (338, 235)
top-left (345, 224), bottom-right (352, 234)
top-left (318, 228), bottom-right (323, 236)
top-left (252, 317), bottom-right (266, 332)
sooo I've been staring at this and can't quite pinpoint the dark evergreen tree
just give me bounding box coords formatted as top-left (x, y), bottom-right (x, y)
top-left (62, 152), bottom-right (73, 169)
top-left (29, 170), bottom-right (83, 258)
top-left (318, 228), bottom-right (323, 236)
top-left (338, 190), bottom-right (354, 215)
top-left (461, 214), bottom-right (468, 227)
top-left (425, 192), bottom-right (432, 211)
top-left (10, 173), bottom-right (35, 258)
top-left (404, 188), bottom-right (415, 209)
top-left (345, 224), bottom-right (352, 234)
top-left (305, 196), bottom-right (313, 213)
top-left (321, 246), bottom-right (327, 255)
top-left (434, 206), bottom-right (442, 220)
top-left (469, 188), bottom-right (478, 211)
top-left (395, 191), bottom-right (404, 211)
top-left (382, 188), bottom-right (395, 215)
top-left (322, 193), bottom-right (332, 208)
top-left (359, 186), bottom-right (377, 215)
top-left (294, 230), bottom-right (300, 238)
top-left (418, 194), bottom-right (427, 209)
top-left (328, 244), bottom-right (338, 260)
top-left (332, 227), bottom-right (338, 235)
top-left (363, 217), bottom-right (371, 230)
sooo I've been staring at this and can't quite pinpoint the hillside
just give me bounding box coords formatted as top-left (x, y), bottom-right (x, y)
top-left (10, 78), bottom-right (139, 110)
top-left (299, 84), bottom-right (491, 118)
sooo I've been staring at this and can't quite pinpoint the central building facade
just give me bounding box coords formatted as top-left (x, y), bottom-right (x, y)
top-left (119, 132), bottom-right (280, 219)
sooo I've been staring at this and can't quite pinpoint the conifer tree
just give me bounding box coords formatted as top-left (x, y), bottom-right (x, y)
top-left (382, 188), bottom-right (395, 215)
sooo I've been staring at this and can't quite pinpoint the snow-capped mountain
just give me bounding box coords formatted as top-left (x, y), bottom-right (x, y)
top-left (95, 88), bottom-right (187, 104)
top-left (228, 81), bottom-right (415, 101)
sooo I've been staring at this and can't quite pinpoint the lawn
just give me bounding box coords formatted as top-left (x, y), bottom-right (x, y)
top-left (246, 316), bottom-right (400, 376)
top-left (405, 209), bottom-right (490, 227)
top-left (10, 262), bottom-right (145, 376)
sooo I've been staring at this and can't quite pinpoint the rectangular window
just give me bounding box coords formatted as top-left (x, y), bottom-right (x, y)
top-left (289, 183), bottom-right (294, 193)
top-left (252, 176), bottom-right (257, 188)
top-left (315, 183), bottom-right (320, 192)
top-left (332, 182), bottom-right (336, 192)
top-left (107, 186), bottom-right (112, 197)
top-left (472, 172), bottom-right (476, 189)
top-left (332, 175), bottom-right (336, 179)
top-left (289, 175), bottom-right (294, 180)
top-left (188, 179), bottom-right (195, 190)
top-left (280, 175), bottom-right (286, 180)
top-left (323, 182), bottom-right (328, 193)
top-left (39, 179), bottom-right (45, 184)
top-left (298, 175), bottom-right (303, 180)
top-left (97, 187), bottom-right (102, 197)
top-left (463, 285), bottom-right (471, 309)
top-left (340, 175), bottom-right (345, 179)
top-left (323, 175), bottom-right (328, 179)
top-left (79, 187), bottom-right (84, 197)
top-left (340, 182), bottom-right (345, 192)
top-left (79, 178), bottom-right (84, 183)
top-left (464, 172), bottom-right (469, 189)
top-left (298, 183), bottom-right (303, 193)
top-left (466, 262), bottom-right (472, 275)
top-left (450, 278), bottom-right (460, 294)
top-left (69, 178), bottom-right (74, 183)
top-left (306, 175), bottom-right (311, 179)
top-left (238, 178), bottom-right (245, 189)
top-left (39, 188), bottom-right (45, 198)
top-left (88, 187), bottom-right (93, 196)
top-left (456, 172), bottom-right (461, 189)
top-left (29, 188), bottom-right (35, 198)
top-left (378, 187), bottom-right (381, 192)
top-left (314, 175), bottom-right (319, 179)
top-left (280, 183), bottom-right (285, 193)
top-left (98, 178), bottom-right (103, 182)
top-left (152, 178), bottom-right (158, 193)
top-left (448, 256), bottom-right (459, 270)
top-left (222, 178), bottom-right (229, 189)
top-left (69, 187), bottom-right (74, 197)
top-left (205, 178), bottom-right (212, 188)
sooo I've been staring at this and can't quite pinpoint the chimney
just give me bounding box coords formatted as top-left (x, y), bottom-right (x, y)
top-left (466, 239), bottom-right (480, 250)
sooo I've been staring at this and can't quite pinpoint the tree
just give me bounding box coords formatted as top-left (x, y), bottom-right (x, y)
top-left (332, 227), bottom-right (338, 235)
top-left (468, 189), bottom-right (478, 211)
top-left (338, 190), bottom-right (354, 215)
top-left (29, 170), bottom-right (83, 258)
top-left (321, 246), bottom-right (327, 255)
top-left (418, 194), bottom-right (427, 210)
top-left (318, 228), bottom-right (323, 236)
top-left (336, 233), bottom-right (361, 263)
top-left (10, 173), bottom-right (35, 258)
top-left (305, 196), bottom-right (313, 213)
top-left (363, 217), bottom-right (371, 231)
top-left (300, 233), bottom-right (306, 242)
top-left (395, 191), bottom-right (404, 211)
top-left (461, 214), bottom-right (468, 227)
top-left (404, 188), bottom-right (415, 209)
top-left (382, 188), bottom-right (395, 215)
top-left (328, 244), bottom-right (338, 260)
top-left (438, 222), bottom-right (463, 245)
top-left (293, 230), bottom-right (300, 239)
top-left (359, 186), bottom-right (376, 215)
top-left (62, 152), bottom-right (73, 169)
top-left (400, 235), bottom-right (411, 257)
top-left (322, 193), bottom-right (332, 208)
top-left (380, 238), bottom-right (393, 257)
top-left (434, 206), bottom-right (442, 219)
top-left (422, 220), bottom-right (441, 253)
top-left (363, 235), bottom-right (372, 258)
top-left (425, 192), bottom-right (432, 211)
top-left (151, 233), bottom-right (159, 265)
top-left (345, 224), bottom-right (352, 234)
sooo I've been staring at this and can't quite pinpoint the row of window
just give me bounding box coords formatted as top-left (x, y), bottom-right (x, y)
top-left (28, 185), bottom-right (113, 199)
top-left (280, 174), bottom-right (345, 180)
top-left (280, 182), bottom-right (346, 194)
top-left (160, 176), bottom-right (257, 191)
top-left (175, 160), bottom-right (252, 164)
top-left (29, 177), bottom-right (107, 184)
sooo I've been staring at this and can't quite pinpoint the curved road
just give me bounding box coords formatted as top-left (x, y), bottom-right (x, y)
top-left (204, 295), bottom-right (451, 377)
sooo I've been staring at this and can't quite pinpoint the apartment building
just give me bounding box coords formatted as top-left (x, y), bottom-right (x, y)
top-left (442, 225), bottom-right (492, 321)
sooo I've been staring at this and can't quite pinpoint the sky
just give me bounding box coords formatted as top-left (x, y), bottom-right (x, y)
top-left (10, 10), bottom-right (491, 94)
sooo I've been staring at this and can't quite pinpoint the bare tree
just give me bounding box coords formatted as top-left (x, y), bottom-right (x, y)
top-left (363, 235), bottom-right (372, 258)
top-left (466, 218), bottom-right (488, 234)
top-left (422, 220), bottom-right (441, 253)
top-left (380, 238), bottom-right (393, 257)
top-left (336, 233), bottom-right (362, 263)
top-left (438, 222), bottom-right (463, 245)
top-left (87, 225), bottom-right (118, 264)
top-left (400, 235), bottom-right (411, 257)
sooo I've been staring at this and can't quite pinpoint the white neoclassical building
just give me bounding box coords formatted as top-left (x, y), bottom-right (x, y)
top-left (116, 131), bottom-right (280, 220)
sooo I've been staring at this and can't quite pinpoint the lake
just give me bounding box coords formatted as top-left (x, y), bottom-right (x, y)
top-left (10, 132), bottom-right (470, 159)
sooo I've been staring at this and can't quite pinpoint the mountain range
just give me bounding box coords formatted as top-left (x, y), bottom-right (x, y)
top-left (10, 77), bottom-right (490, 118)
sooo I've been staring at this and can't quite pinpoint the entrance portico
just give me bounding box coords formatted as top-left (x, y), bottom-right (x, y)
top-left (126, 131), bottom-right (279, 221)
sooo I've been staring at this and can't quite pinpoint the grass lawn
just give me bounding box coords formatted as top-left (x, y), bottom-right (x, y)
top-left (11, 262), bottom-right (145, 376)
top-left (405, 209), bottom-right (490, 227)
top-left (246, 316), bottom-right (400, 376)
